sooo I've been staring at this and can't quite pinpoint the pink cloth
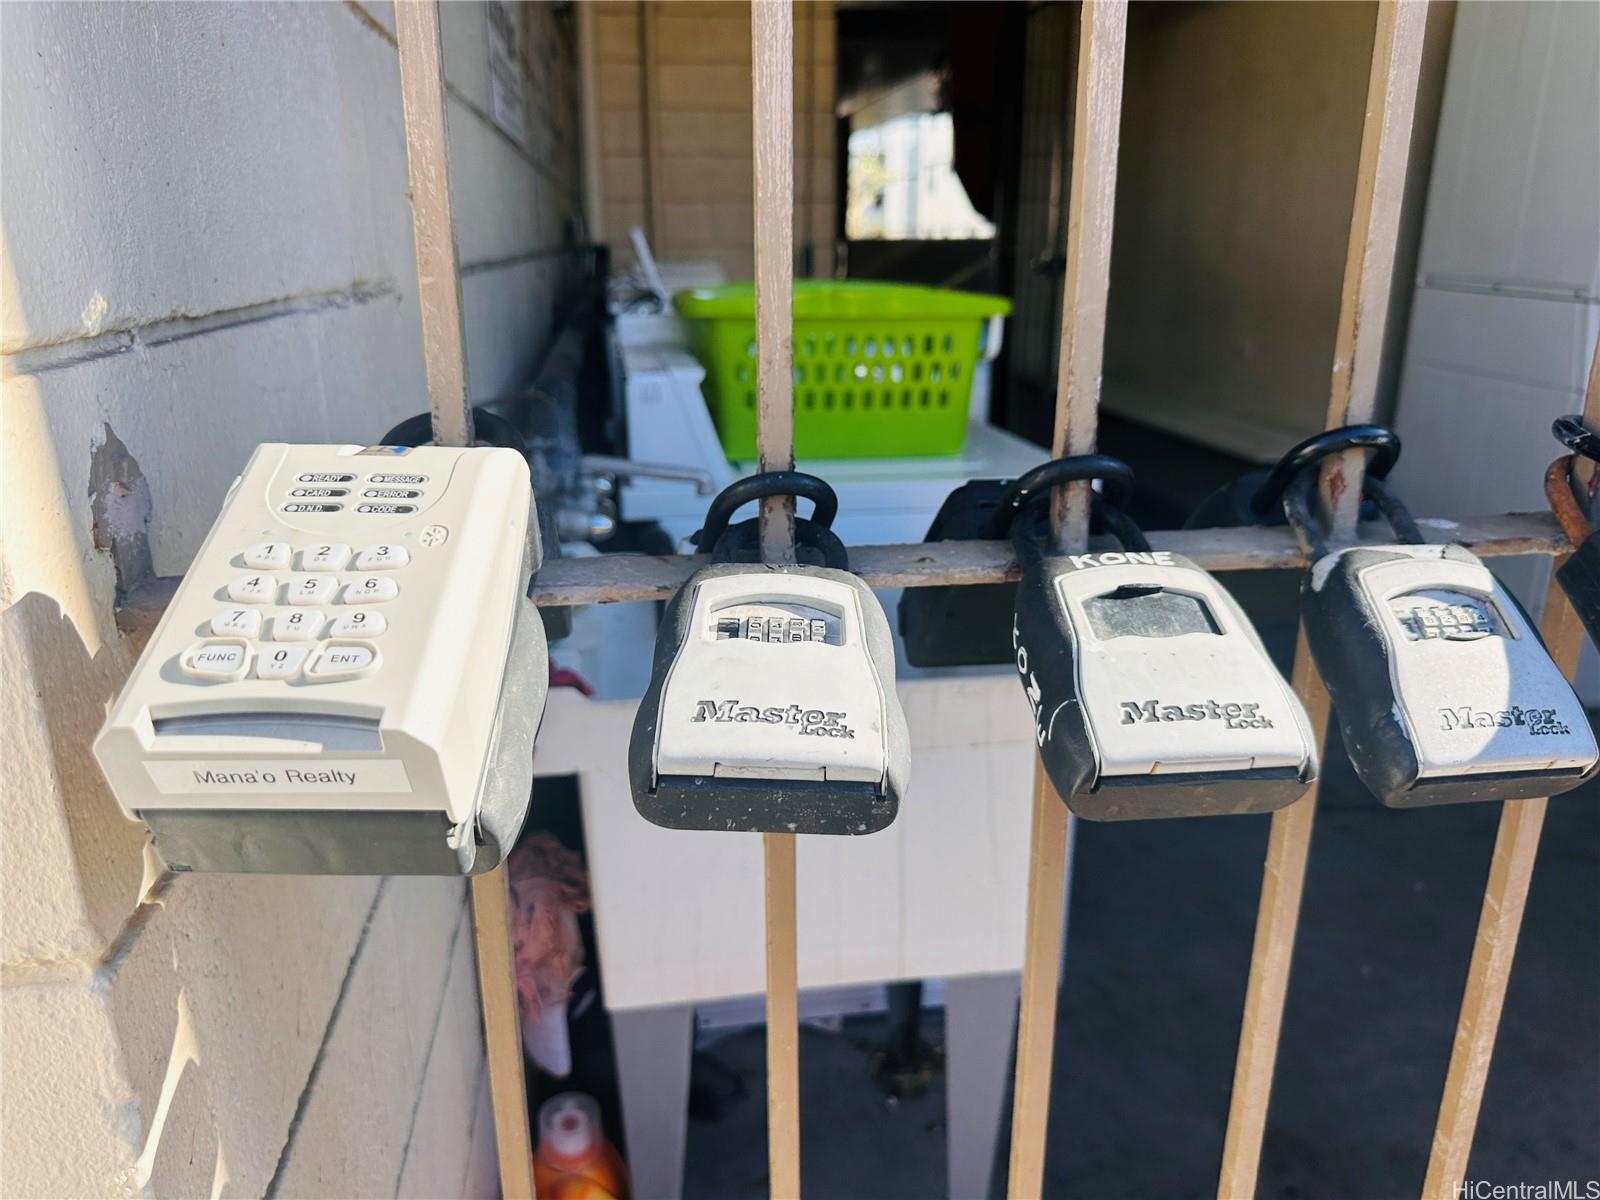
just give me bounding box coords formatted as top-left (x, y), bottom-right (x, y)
top-left (507, 833), bottom-right (592, 1025)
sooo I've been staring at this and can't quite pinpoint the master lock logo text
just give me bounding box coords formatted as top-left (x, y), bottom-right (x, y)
top-left (1119, 699), bottom-right (1274, 729)
top-left (1438, 705), bottom-right (1571, 735)
top-left (692, 700), bottom-right (856, 738)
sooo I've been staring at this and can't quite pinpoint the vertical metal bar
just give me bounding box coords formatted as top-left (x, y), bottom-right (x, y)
top-left (1216, 630), bottom-right (1327, 1200)
top-left (752, 2), bottom-right (801, 1196)
top-left (1007, 5), bottom-right (1127, 1197)
top-left (762, 833), bottom-right (800, 1199)
top-left (1007, 771), bottom-right (1074, 1200)
top-left (754, 0), bottom-right (798, 562)
top-left (1319, 0), bottom-right (1430, 535)
top-left (396, 0), bottom-right (475, 450)
top-left (1045, 0), bottom-right (1126, 554)
top-left (1421, 337), bottom-right (1600, 1199)
top-left (397, 4), bottom-right (525, 1196)
top-left (468, 867), bottom-right (537, 1200)
top-left (1217, 6), bottom-right (1428, 1197)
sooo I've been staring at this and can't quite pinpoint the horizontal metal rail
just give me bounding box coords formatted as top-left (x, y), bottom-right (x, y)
top-left (113, 511), bottom-right (1569, 649)
top-left (525, 512), bottom-right (1565, 606)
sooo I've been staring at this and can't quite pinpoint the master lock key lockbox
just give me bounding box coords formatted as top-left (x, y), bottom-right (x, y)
top-left (1014, 546), bottom-right (1318, 820)
top-left (630, 562), bottom-right (909, 835)
top-left (1303, 544), bottom-right (1598, 807)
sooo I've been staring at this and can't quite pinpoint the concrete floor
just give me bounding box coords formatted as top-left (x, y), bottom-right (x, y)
top-left (682, 750), bottom-right (1600, 1199)
top-left (680, 418), bottom-right (1600, 1199)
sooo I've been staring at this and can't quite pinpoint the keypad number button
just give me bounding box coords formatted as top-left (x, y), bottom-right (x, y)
top-left (300, 543), bottom-right (352, 571)
top-left (343, 576), bottom-right (398, 604)
top-left (328, 610), bottom-right (387, 638)
top-left (256, 645), bottom-right (310, 681)
top-left (288, 574), bottom-right (339, 606)
top-left (242, 542), bottom-right (291, 570)
top-left (353, 544), bottom-right (410, 570)
top-left (181, 640), bottom-right (250, 681)
top-left (271, 610), bottom-right (325, 642)
top-left (210, 609), bottom-right (262, 638)
top-left (307, 643), bottom-right (378, 681)
top-left (226, 574), bottom-right (277, 604)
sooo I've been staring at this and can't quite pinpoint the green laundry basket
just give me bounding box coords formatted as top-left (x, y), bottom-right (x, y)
top-left (674, 281), bottom-right (1012, 460)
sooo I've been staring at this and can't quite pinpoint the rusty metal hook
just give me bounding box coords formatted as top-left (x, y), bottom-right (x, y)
top-left (1545, 455), bottom-right (1592, 547)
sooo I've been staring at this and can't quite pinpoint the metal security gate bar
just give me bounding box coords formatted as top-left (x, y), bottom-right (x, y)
top-left (1218, 4), bottom-right (1429, 1196)
top-left (751, 2), bottom-right (803, 1189)
top-left (115, 3), bottom-right (1597, 1197)
top-left (1006, 2), bottom-right (1126, 1194)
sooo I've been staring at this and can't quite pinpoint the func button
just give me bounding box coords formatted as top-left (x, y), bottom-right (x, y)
top-left (181, 640), bottom-right (250, 681)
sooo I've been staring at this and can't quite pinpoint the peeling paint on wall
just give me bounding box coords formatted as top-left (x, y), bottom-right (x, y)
top-left (81, 290), bottom-right (109, 334)
top-left (88, 425), bottom-right (155, 600)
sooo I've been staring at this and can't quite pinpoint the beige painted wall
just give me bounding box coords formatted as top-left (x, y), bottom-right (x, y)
top-left (996, 2), bottom-right (1452, 458)
top-left (588, 0), bottom-right (835, 280)
top-left (1099, 1), bottom-right (1382, 459)
top-left (0, 3), bottom-right (579, 1195)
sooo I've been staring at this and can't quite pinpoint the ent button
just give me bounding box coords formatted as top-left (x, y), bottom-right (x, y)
top-left (308, 643), bottom-right (377, 681)
top-left (181, 640), bottom-right (249, 681)
top-left (353, 543), bottom-right (409, 570)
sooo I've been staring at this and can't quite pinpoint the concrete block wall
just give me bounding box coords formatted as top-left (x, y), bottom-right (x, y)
top-left (589, 0), bottom-right (835, 280)
top-left (0, 3), bottom-right (580, 1195)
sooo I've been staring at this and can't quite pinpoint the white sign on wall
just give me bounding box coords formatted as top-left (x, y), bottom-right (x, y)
top-left (487, 0), bottom-right (527, 146)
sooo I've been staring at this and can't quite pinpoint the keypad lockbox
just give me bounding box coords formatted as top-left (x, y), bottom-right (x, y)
top-left (94, 443), bottom-right (548, 875)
